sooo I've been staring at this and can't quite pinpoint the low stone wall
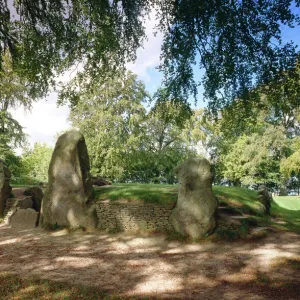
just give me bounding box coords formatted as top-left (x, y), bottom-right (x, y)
top-left (95, 200), bottom-right (176, 232)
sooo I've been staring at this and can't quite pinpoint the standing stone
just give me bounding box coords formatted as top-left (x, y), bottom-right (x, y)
top-left (257, 185), bottom-right (272, 215)
top-left (0, 161), bottom-right (12, 217)
top-left (40, 130), bottom-right (96, 229)
top-left (24, 187), bottom-right (44, 212)
top-left (170, 157), bottom-right (218, 239)
top-left (10, 208), bottom-right (38, 229)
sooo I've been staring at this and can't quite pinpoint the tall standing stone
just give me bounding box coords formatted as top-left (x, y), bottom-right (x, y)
top-left (170, 157), bottom-right (218, 239)
top-left (40, 131), bottom-right (96, 229)
top-left (0, 161), bottom-right (12, 217)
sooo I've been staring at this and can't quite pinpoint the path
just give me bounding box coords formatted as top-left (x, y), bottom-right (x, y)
top-left (0, 223), bottom-right (299, 299)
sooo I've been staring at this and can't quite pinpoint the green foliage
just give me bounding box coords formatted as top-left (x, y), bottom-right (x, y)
top-left (280, 138), bottom-right (300, 178)
top-left (220, 125), bottom-right (288, 186)
top-left (0, 51), bottom-right (32, 157)
top-left (1, 0), bottom-right (150, 99)
top-left (21, 143), bottom-right (53, 183)
top-left (69, 71), bottom-right (149, 180)
top-left (70, 71), bottom-right (204, 183)
top-left (158, 0), bottom-right (300, 111)
top-left (1, 1), bottom-right (300, 111)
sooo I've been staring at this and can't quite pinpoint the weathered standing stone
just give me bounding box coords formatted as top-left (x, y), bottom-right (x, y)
top-left (0, 161), bottom-right (12, 217)
top-left (10, 208), bottom-right (38, 229)
top-left (40, 130), bottom-right (96, 229)
top-left (257, 185), bottom-right (272, 215)
top-left (24, 187), bottom-right (44, 212)
top-left (91, 176), bottom-right (111, 186)
top-left (169, 157), bottom-right (218, 239)
top-left (15, 197), bottom-right (33, 210)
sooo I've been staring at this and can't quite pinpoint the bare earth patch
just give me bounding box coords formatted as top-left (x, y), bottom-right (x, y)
top-left (0, 223), bottom-right (299, 300)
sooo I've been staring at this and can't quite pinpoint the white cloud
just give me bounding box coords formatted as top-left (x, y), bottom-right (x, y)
top-left (126, 10), bottom-right (163, 81)
top-left (11, 93), bottom-right (71, 149)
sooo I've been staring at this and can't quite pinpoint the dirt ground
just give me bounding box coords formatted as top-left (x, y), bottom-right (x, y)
top-left (0, 222), bottom-right (299, 300)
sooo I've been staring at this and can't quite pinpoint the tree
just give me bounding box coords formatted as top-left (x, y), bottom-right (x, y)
top-left (1, 0), bottom-right (149, 98)
top-left (0, 50), bottom-right (32, 159)
top-left (123, 100), bottom-right (198, 183)
top-left (69, 71), bottom-right (149, 180)
top-left (219, 125), bottom-right (289, 187)
top-left (69, 75), bottom-right (206, 183)
top-left (1, 1), bottom-right (300, 111)
top-left (280, 138), bottom-right (300, 190)
top-left (21, 143), bottom-right (53, 182)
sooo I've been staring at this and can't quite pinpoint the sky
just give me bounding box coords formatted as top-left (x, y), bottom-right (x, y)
top-left (11, 6), bottom-right (300, 151)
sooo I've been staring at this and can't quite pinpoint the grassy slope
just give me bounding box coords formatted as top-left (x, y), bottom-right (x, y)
top-left (271, 196), bottom-right (300, 233)
top-left (94, 183), bottom-right (300, 232)
top-left (94, 183), bottom-right (263, 214)
top-left (94, 183), bottom-right (178, 204)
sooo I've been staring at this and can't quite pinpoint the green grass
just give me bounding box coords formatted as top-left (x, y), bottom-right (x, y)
top-left (0, 273), bottom-right (148, 300)
top-left (271, 196), bottom-right (300, 233)
top-left (273, 195), bottom-right (300, 210)
top-left (93, 183), bottom-right (300, 235)
top-left (94, 183), bottom-right (178, 205)
top-left (94, 183), bottom-right (264, 214)
top-left (213, 186), bottom-right (265, 215)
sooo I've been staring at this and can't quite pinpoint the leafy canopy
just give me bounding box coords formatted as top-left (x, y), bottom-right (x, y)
top-left (0, 50), bottom-right (32, 158)
top-left (1, 0), bottom-right (300, 111)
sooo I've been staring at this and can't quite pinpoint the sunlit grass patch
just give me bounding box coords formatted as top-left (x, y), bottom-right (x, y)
top-left (94, 183), bottom-right (178, 205)
top-left (94, 184), bottom-right (265, 215)
top-left (270, 196), bottom-right (300, 233)
top-left (213, 186), bottom-right (265, 215)
top-left (273, 195), bottom-right (300, 211)
top-left (0, 273), bottom-right (147, 300)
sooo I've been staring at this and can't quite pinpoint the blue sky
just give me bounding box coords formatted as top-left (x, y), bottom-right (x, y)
top-left (12, 8), bottom-right (300, 149)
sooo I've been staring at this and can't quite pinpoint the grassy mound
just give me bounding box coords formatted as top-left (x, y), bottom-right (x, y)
top-left (94, 183), bottom-right (178, 205)
top-left (271, 196), bottom-right (300, 233)
top-left (94, 183), bottom-right (264, 214)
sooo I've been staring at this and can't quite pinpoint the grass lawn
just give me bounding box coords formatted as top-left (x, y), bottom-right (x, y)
top-left (0, 273), bottom-right (131, 300)
top-left (94, 183), bottom-right (178, 205)
top-left (271, 195), bottom-right (300, 233)
top-left (94, 183), bottom-right (300, 233)
top-left (94, 183), bottom-right (264, 214)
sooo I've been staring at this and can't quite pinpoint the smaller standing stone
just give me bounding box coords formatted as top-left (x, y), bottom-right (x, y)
top-left (15, 197), bottom-right (33, 210)
top-left (0, 161), bottom-right (12, 217)
top-left (170, 157), bottom-right (218, 239)
top-left (24, 187), bottom-right (44, 212)
top-left (10, 208), bottom-right (38, 229)
top-left (257, 185), bottom-right (272, 215)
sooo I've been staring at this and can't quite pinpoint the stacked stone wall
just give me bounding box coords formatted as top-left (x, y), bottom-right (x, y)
top-left (95, 200), bottom-right (176, 232)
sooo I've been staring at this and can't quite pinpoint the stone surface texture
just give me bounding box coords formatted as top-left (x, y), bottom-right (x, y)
top-left (257, 185), bottom-right (272, 215)
top-left (0, 161), bottom-right (12, 217)
top-left (10, 208), bottom-right (38, 229)
top-left (96, 200), bottom-right (175, 232)
top-left (169, 157), bottom-right (218, 239)
top-left (91, 177), bottom-right (111, 186)
top-left (40, 130), bottom-right (96, 229)
top-left (15, 197), bottom-right (33, 210)
top-left (24, 187), bottom-right (44, 212)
